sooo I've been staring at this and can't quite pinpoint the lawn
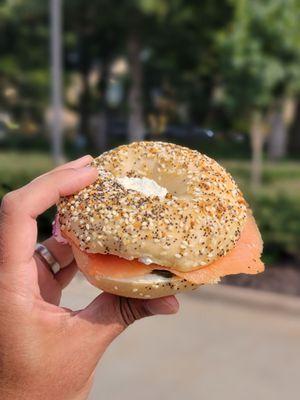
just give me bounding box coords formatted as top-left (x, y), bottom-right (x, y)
top-left (222, 160), bottom-right (300, 196)
top-left (1, 150), bottom-right (299, 195)
top-left (0, 151), bottom-right (53, 197)
top-left (1, 151), bottom-right (300, 263)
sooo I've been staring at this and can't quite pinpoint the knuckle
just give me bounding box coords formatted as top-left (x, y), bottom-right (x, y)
top-left (84, 154), bottom-right (93, 162)
top-left (54, 167), bottom-right (78, 181)
top-left (0, 190), bottom-right (21, 215)
top-left (49, 167), bottom-right (76, 177)
top-left (118, 297), bottom-right (150, 327)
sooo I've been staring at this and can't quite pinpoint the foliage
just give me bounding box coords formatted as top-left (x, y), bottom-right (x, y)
top-left (216, 0), bottom-right (300, 123)
top-left (1, 0), bottom-right (300, 154)
top-left (223, 159), bottom-right (300, 263)
top-left (0, 0), bottom-right (49, 134)
top-left (250, 193), bottom-right (300, 262)
top-left (143, 0), bottom-right (233, 124)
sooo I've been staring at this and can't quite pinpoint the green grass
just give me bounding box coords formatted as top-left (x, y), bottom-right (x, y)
top-left (1, 151), bottom-right (300, 263)
top-left (1, 151), bottom-right (299, 193)
top-left (0, 151), bottom-right (53, 196)
top-left (221, 160), bottom-right (300, 197)
top-left (1, 151), bottom-right (299, 203)
top-left (0, 151), bottom-right (53, 173)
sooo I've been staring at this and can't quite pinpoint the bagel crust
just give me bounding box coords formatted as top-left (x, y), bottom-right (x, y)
top-left (58, 142), bottom-right (248, 272)
top-left (83, 272), bottom-right (200, 299)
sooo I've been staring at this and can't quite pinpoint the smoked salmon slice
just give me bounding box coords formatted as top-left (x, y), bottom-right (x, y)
top-left (72, 214), bottom-right (264, 284)
top-left (71, 244), bottom-right (153, 279)
top-left (169, 214), bottom-right (264, 284)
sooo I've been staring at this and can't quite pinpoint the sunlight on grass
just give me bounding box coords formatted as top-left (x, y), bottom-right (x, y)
top-left (1, 151), bottom-right (299, 197)
top-left (0, 151), bottom-right (54, 196)
top-left (0, 151), bottom-right (53, 174)
top-left (221, 160), bottom-right (300, 196)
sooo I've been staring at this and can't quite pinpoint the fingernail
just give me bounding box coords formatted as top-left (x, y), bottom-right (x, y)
top-left (77, 154), bottom-right (93, 162)
top-left (77, 165), bottom-right (97, 173)
top-left (145, 296), bottom-right (179, 315)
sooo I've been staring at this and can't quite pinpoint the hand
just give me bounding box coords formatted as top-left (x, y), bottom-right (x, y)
top-left (0, 156), bottom-right (179, 400)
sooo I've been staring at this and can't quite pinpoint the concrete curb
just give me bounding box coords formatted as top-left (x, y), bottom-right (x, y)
top-left (187, 284), bottom-right (300, 317)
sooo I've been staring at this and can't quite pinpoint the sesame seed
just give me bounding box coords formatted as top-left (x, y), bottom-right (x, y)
top-left (57, 141), bottom-right (248, 273)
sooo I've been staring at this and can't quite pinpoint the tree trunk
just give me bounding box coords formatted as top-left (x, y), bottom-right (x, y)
top-left (127, 30), bottom-right (145, 142)
top-left (267, 98), bottom-right (295, 160)
top-left (89, 60), bottom-right (110, 154)
top-left (78, 30), bottom-right (91, 146)
top-left (250, 111), bottom-right (264, 191)
top-left (90, 111), bottom-right (107, 154)
top-left (289, 98), bottom-right (300, 155)
top-left (50, 0), bottom-right (64, 165)
top-left (78, 71), bottom-right (90, 140)
top-left (267, 108), bottom-right (286, 160)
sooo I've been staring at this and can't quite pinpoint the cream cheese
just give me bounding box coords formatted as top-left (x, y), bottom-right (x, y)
top-left (116, 176), bottom-right (168, 198)
top-left (138, 256), bottom-right (154, 265)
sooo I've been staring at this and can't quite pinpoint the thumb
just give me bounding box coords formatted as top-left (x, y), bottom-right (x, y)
top-left (73, 293), bottom-right (179, 349)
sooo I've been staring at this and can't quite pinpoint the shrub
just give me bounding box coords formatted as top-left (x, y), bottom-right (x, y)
top-left (248, 193), bottom-right (300, 263)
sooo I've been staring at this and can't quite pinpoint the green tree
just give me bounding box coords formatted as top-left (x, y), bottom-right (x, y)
top-left (64, 0), bottom-right (124, 152)
top-left (0, 1), bottom-right (49, 137)
top-left (64, 0), bottom-right (164, 148)
top-left (143, 0), bottom-right (233, 129)
top-left (216, 0), bottom-right (300, 186)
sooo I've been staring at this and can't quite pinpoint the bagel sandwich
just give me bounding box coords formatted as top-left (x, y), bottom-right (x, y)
top-left (56, 141), bottom-right (264, 298)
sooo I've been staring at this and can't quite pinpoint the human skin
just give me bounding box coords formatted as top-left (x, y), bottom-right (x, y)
top-left (0, 155), bottom-right (179, 400)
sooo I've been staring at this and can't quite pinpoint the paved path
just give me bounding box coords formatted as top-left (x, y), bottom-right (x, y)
top-left (61, 276), bottom-right (300, 400)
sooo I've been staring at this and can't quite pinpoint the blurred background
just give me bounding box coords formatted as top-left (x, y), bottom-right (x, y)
top-left (1, 1), bottom-right (300, 399)
top-left (1, 0), bottom-right (300, 292)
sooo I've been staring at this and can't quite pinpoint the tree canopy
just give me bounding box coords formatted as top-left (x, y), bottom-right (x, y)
top-left (1, 0), bottom-right (300, 159)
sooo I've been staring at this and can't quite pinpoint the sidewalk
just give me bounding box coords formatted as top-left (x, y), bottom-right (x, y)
top-left (61, 276), bottom-right (300, 400)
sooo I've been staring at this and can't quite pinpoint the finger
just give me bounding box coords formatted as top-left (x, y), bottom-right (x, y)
top-left (40, 236), bottom-right (77, 288)
top-left (37, 155), bottom-right (93, 181)
top-left (0, 166), bottom-right (98, 267)
top-left (34, 255), bottom-right (77, 303)
top-left (34, 237), bottom-right (77, 297)
top-left (27, 166), bottom-right (97, 217)
top-left (42, 237), bottom-right (74, 269)
top-left (50, 155), bottom-right (93, 173)
top-left (55, 261), bottom-right (78, 289)
top-left (73, 293), bottom-right (179, 352)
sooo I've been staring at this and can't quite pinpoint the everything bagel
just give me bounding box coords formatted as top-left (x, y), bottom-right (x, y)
top-left (57, 142), bottom-right (264, 298)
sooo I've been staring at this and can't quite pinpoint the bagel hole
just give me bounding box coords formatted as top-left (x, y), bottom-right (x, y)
top-left (153, 173), bottom-right (188, 198)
